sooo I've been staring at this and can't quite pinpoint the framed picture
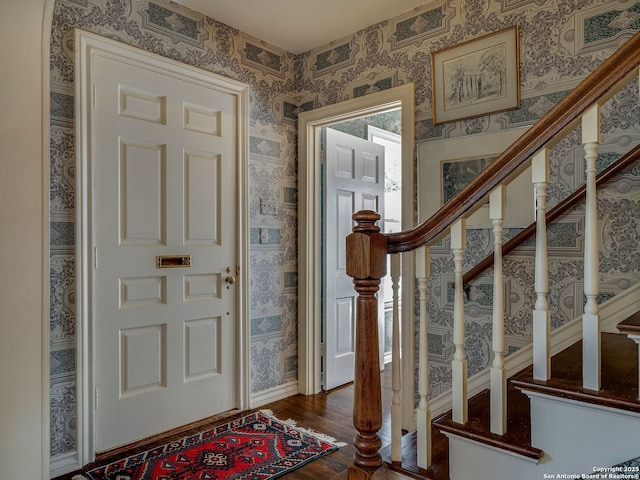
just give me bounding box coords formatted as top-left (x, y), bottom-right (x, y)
top-left (417, 127), bottom-right (533, 228)
top-left (442, 156), bottom-right (496, 204)
top-left (431, 26), bottom-right (520, 124)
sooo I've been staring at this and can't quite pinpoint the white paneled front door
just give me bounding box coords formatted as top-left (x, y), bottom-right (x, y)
top-left (90, 47), bottom-right (240, 452)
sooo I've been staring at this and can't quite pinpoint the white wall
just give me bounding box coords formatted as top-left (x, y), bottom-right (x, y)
top-left (0, 1), bottom-right (48, 479)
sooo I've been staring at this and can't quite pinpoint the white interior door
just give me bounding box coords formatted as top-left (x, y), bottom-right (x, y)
top-left (324, 128), bottom-right (385, 390)
top-left (91, 52), bottom-right (238, 452)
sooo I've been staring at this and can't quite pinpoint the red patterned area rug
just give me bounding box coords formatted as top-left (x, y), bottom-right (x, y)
top-left (78, 410), bottom-right (345, 480)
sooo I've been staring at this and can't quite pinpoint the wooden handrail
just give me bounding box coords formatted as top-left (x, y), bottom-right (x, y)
top-left (385, 31), bottom-right (640, 254)
top-left (461, 144), bottom-right (640, 286)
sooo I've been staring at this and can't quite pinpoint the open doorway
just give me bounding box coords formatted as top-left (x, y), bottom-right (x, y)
top-left (367, 125), bottom-right (402, 366)
top-left (297, 84), bottom-right (416, 429)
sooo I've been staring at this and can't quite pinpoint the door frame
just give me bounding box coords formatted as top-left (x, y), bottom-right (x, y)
top-left (298, 83), bottom-right (416, 428)
top-left (75, 30), bottom-right (251, 463)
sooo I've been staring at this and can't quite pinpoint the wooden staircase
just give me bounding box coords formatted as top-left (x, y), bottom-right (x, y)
top-left (342, 30), bottom-right (640, 480)
top-left (377, 307), bottom-right (640, 480)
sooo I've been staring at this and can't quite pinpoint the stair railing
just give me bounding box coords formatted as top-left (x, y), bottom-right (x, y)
top-left (345, 31), bottom-right (640, 480)
top-left (460, 143), bottom-right (640, 288)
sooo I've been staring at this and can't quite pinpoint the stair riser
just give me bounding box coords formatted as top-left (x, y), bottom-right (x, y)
top-left (439, 388), bottom-right (640, 480)
top-left (527, 391), bottom-right (640, 475)
top-left (445, 434), bottom-right (539, 480)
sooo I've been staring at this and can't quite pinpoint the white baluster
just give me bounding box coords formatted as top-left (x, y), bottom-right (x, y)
top-left (451, 218), bottom-right (468, 424)
top-left (582, 104), bottom-right (601, 391)
top-left (416, 246), bottom-right (432, 468)
top-left (532, 148), bottom-right (551, 381)
top-left (490, 186), bottom-right (507, 435)
top-left (390, 253), bottom-right (402, 462)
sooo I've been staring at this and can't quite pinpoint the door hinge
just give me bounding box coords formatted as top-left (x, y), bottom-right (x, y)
top-left (94, 387), bottom-right (99, 411)
top-left (93, 246), bottom-right (98, 269)
top-left (93, 85), bottom-right (97, 108)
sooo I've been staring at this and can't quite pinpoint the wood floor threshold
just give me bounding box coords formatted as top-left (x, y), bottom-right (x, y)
top-left (94, 408), bottom-right (243, 463)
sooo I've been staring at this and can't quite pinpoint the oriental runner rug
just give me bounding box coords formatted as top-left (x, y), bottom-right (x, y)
top-left (77, 410), bottom-right (345, 480)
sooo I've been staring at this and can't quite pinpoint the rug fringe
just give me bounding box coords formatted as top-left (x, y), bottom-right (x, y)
top-left (258, 409), bottom-right (347, 447)
top-left (71, 475), bottom-right (88, 480)
top-left (294, 426), bottom-right (348, 447)
top-left (259, 408), bottom-right (297, 426)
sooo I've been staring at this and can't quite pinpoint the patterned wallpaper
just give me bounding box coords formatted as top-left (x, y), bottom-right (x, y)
top-left (49, 0), bottom-right (639, 459)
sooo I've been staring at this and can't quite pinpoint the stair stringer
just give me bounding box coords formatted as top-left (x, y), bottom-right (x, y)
top-left (426, 284), bottom-right (640, 480)
top-left (426, 282), bottom-right (640, 421)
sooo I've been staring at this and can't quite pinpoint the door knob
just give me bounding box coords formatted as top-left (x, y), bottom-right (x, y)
top-left (225, 276), bottom-right (236, 284)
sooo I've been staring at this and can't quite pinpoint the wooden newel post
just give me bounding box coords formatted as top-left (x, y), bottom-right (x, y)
top-left (346, 210), bottom-right (388, 480)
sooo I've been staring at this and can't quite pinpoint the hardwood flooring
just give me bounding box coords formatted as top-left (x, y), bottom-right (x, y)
top-left (50, 327), bottom-right (640, 480)
top-left (54, 366), bottom-right (392, 480)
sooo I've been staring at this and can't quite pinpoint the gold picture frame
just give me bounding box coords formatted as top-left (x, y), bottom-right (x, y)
top-left (431, 26), bottom-right (520, 124)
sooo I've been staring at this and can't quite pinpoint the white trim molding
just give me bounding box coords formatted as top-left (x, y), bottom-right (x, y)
top-left (297, 83), bottom-right (416, 428)
top-left (42, 0), bottom-right (54, 478)
top-left (250, 381), bottom-right (300, 409)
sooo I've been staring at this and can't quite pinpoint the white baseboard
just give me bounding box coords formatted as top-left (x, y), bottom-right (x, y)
top-left (50, 450), bottom-right (81, 478)
top-left (599, 282), bottom-right (640, 333)
top-left (250, 381), bottom-right (299, 409)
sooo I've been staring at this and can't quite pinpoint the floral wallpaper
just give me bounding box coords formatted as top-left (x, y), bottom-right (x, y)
top-left (49, 0), bottom-right (639, 461)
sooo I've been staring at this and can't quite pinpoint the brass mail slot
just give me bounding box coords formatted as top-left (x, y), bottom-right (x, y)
top-left (156, 255), bottom-right (192, 268)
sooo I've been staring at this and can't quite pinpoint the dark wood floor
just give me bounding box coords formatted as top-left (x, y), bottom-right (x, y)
top-left (54, 366), bottom-right (392, 480)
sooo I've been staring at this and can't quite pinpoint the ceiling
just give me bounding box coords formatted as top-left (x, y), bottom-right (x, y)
top-left (172, 0), bottom-right (431, 54)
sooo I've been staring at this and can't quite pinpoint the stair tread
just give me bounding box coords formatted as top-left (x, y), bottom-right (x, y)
top-left (513, 332), bottom-right (640, 412)
top-left (433, 381), bottom-right (542, 460)
top-left (618, 311), bottom-right (640, 335)
top-left (381, 426), bottom-right (449, 480)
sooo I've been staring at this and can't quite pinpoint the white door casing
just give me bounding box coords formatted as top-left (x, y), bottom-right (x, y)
top-left (76, 30), bottom-right (250, 458)
top-left (324, 128), bottom-right (385, 390)
top-left (297, 83), bottom-right (416, 430)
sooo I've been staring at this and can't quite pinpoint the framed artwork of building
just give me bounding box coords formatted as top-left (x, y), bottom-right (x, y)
top-left (431, 26), bottom-right (520, 124)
